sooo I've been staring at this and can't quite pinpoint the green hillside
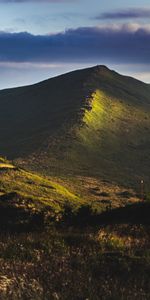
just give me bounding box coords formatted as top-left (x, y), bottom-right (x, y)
top-left (0, 159), bottom-right (82, 212)
top-left (0, 65), bottom-right (150, 186)
top-left (0, 158), bottom-right (139, 212)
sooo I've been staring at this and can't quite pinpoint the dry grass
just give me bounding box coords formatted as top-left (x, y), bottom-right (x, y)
top-left (0, 224), bottom-right (149, 300)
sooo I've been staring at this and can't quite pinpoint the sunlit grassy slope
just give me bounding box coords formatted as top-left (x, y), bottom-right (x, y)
top-left (71, 87), bottom-right (150, 186)
top-left (0, 158), bottom-right (140, 218)
top-left (0, 159), bottom-right (83, 215)
top-left (0, 65), bottom-right (150, 186)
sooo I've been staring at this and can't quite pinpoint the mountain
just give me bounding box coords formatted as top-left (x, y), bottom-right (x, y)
top-left (0, 65), bottom-right (150, 187)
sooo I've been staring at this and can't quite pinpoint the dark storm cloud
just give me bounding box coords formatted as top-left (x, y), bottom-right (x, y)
top-left (97, 8), bottom-right (150, 20)
top-left (0, 25), bottom-right (150, 64)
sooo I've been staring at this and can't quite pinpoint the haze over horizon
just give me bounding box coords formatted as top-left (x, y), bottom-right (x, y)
top-left (0, 0), bottom-right (150, 89)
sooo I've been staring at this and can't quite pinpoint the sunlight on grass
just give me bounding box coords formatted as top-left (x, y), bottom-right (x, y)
top-left (0, 164), bottom-right (15, 169)
top-left (0, 164), bottom-right (82, 212)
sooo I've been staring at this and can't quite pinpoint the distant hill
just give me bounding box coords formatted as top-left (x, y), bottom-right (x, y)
top-left (0, 65), bottom-right (150, 187)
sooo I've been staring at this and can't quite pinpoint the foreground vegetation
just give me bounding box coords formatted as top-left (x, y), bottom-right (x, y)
top-left (0, 158), bottom-right (149, 299)
top-left (0, 224), bottom-right (149, 300)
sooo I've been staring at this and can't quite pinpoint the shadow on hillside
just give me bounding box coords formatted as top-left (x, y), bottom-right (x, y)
top-left (0, 192), bottom-right (150, 232)
top-left (98, 202), bottom-right (150, 225)
top-left (61, 202), bottom-right (150, 227)
top-left (0, 192), bottom-right (45, 232)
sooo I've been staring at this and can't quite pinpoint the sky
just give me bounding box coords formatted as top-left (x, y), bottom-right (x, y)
top-left (0, 0), bottom-right (150, 89)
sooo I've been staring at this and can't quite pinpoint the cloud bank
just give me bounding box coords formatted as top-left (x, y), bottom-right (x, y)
top-left (97, 8), bottom-right (150, 20)
top-left (0, 24), bottom-right (150, 66)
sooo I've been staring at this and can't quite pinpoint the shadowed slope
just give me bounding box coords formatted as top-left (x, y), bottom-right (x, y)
top-left (0, 66), bottom-right (93, 157)
top-left (98, 202), bottom-right (150, 225)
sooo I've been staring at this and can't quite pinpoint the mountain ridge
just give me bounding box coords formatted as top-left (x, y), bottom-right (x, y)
top-left (0, 65), bottom-right (150, 187)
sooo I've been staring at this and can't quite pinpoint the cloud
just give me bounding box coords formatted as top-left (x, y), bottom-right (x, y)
top-left (0, 24), bottom-right (150, 66)
top-left (96, 8), bottom-right (150, 20)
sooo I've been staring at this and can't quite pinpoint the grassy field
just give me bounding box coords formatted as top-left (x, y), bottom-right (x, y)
top-left (0, 159), bottom-right (149, 299)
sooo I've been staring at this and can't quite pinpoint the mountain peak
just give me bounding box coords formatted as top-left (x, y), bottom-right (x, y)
top-left (89, 65), bottom-right (111, 74)
top-left (89, 65), bottom-right (114, 78)
top-left (94, 65), bottom-right (110, 71)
